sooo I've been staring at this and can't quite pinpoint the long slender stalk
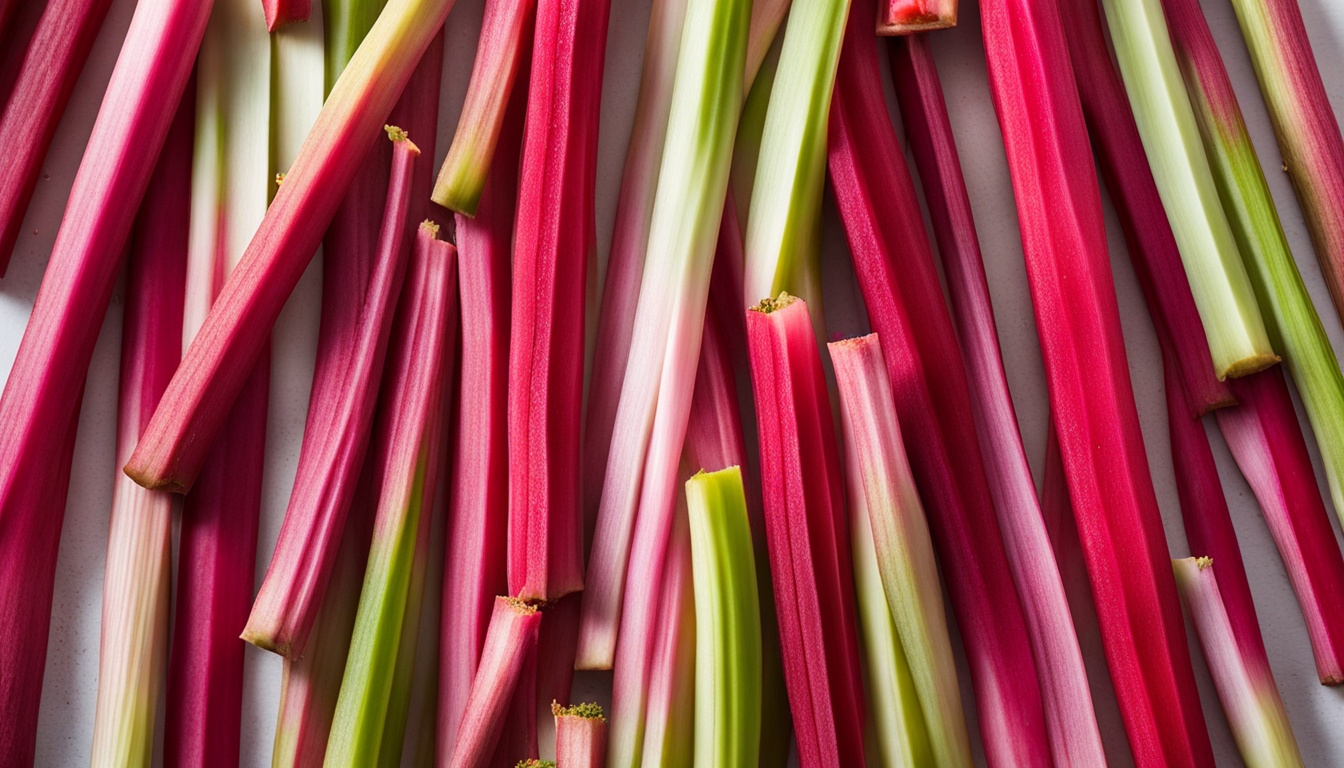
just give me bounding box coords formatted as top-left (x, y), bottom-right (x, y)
top-left (746, 295), bottom-right (866, 768)
top-left (577, 0), bottom-right (749, 672)
top-left (1057, 0), bottom-right (1232, 418)
top-left (1224, 0), bottom-right (1344, 324)
top-left (436, 72), bottom-right (524, 768)
top-left (89, 94), bottom-right (192, 768)
top-left (830, 335), bottom-right (973, 768)
top-left (554, 703), bottom-right (607, 768)
top-left (1094, 0), bottom-right (1277, 378)
top-left (127, 0), bottom-right (459, 491)
top-left (505, 0), bottom-right (612, 603)
top-left (1215, 370), bottom-right (1344, 684)
top-left (1172, 558), bottom-right (1304, 767)
top-left (978, 0), bottom-right (1216, 760)
top-left (325, 222), bottom-right (457, 767)
top-left (165, 4), bottom-right (272, 761)
top-left (889, 35), bottom-right (1103, 766)
top-left (448, 599), bottom-right (543, 768)
top-left (686, 467), bottom-right (762, 767)
top-left (431, 0), bottom-right (536, 214)
top-left (826, 3), bottom-right (1051, 762)
top-left (0, 0), bottom-right (209, 753)
top-left (1160, 0), bottom-right (1344, 524)
top-left (0, 0), bottom-right (116, 274)
top-left (488, 641), bottom-right (539, 767)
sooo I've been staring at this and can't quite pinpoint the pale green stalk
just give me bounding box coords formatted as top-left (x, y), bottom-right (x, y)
top-left (685, 467), bottom-right (761, 768)
top-left (1098, 0), bottom-right (1277, 378)
top-left (323, 0), bottom-right (387, 90)
top-left (742, 0), bottom-right (851, 314)
top-left (730, 33), bottom-right (780, 227)
top-left (1173, 558), bottom-right (1303, 768)
top-left (271, 0), bottom-right (326, 183)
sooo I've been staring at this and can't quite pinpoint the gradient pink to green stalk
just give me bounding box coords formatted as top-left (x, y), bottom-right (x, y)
top-left (127, 0), bottom-right (459, 493)
top-left (827, 1), bottom-right (1051, 761)
top-left (1173, 558), bottom-right (1304, 766)
top-left (890, 35), bottom-right (1104, 767)
top-left (1226, 0), bottom-right (1344, 324)
top-left (981, 0), bottom-right (1216, 761)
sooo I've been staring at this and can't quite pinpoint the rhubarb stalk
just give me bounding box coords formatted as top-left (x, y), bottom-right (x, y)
top-left (1093, 0), bottom-right (1277, 378)
top-left (830, 335), bottom-right (973, 768)
top-left (1224, 0), bottom-right (1344, 325)
top-left (431, 0), bottom-right (535, 214)
top-left (448, 599), bottom-right (543, 768)
top-left (1215, 370), bottom-right (1344, 684)
top-left (889, 34), bottom-right (1104, 765)
top-left (506, 0), bottom-right (612, 603)
top-left (746, 295), bottom-right (866, 768)
top-left (554, 703), bottom-right (607, 768)
top-left (436, 73), bottom-right (525, 768)
top-left (325, 222), bottom-right (457, 767)
top-left (979, 0), bottom-right (1216, 760)
top-left (1160, 0), bottom-right (1344, 522)
top-left (827, 2), bottom-right (1051, 761)
top-left (265, 0), bottom-right (312, 30)
top-left (0, 0), bottom-right (116, 274)
top-left (89, 95), bottom-right (192, 768)
top-left (686, 467), bottom-right (762, 767)
top-left (0, 0), bottom-right (208, 749)
top-left (578, 0), bottom-right (748, 673)
top-left (877, 0), bottom-right (955, 35)
top-left (1172, 558), bottom-right (1304, 767)
top-left (127, 0), bottom-right (459, 491)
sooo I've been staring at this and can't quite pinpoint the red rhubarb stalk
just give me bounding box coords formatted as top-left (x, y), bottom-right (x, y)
top-left (1215, 370), bottom-right (1344, 684)
top-left (264, 0), bottom-right (312, 30)
top-left (506, 0), bottom-right (612, 602)
top-left (0, 0), bottom-right (116, 274)
top-left (745, 295), bottom-right (866, 768)
top-left (1057, 0), bottom-right (1231, 418)
top-left (126, 0), bottom-right (459, 492)
top-left (554, 703), bottom-right (607, 768)
top-left (448, 598), bottom-right (543, 768)
top-left (889, 34), bottom-right (1104, 765)
top-left (436, 73), bottom-right (525, 768)
top-left (0, 0), bottom-right (211, 759)
top-left (978, 0), bottom-right (1216, 761)
top-left (89, 95), bottom-right (192, 767)
top-left (826, 2), bottom-right (1051, 762)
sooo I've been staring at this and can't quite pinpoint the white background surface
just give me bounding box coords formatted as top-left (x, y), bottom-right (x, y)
top-left (4, 0), bottom-right (1344, 764)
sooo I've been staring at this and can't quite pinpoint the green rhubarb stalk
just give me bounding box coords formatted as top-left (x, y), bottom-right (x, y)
top-left (1159, 0), bottom-right (1344, 523)
top-left (323, 0), bottom-right (387, 89)
top-left (742, 0), bottom-right (850, 315)
top-left (685, 467), bottom-right (762, 768)
top-left (1098, 0), bottom-right (1277, 378)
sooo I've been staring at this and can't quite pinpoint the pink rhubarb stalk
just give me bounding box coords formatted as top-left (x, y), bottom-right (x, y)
top-left (448, 599), bottom-right (543, 768)
top-left (554, 703), bottom-right (607, 768)
top-left (1225, 0), bottom-right (1344, 325)
top-left (506, 0), bottom-right (612, 603)
top-left (745, 295), bottom-right (866, 768)
top-left (489, 641), bottom-right (539, 767)
top-left (890, 34), bottom-right (1104, 765)
top-left (978, 0), bottom-right (1216, 761)
top-left (1215, 370), bottom-right (1344, 684)
top-left (826, 2), bottom-right (1051, 762)
top-left (431, 0), bottom-right (535, 214)
top-left (0, 0), bottom-right (211, 760)
top-left (244, 129), bottom-right (421, 658)
top-left (0, 0), bottom-right (116, 274)
top-left (877, 0), bottom-right (954, 35)
top-left (1057, 0), bottom-right (1231, 418)
top-left (436, 74), bottom-right (524, 768)
top-left (126, 0), bottom-right (459, 491)
top-left (264, 0), bottom-right (312, 30)
top-left (89, 96), bottom-right (192, 767)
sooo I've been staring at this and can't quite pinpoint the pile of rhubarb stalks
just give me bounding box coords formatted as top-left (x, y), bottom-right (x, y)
top-left (2, 0), bottom-right (1344, 762)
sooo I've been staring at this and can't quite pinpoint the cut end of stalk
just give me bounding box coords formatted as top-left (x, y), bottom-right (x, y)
top-left (826, 333), bottom-right (877, 352)
top-left (877, 8), bottom-right (957, 35)
top-left (515, 761), bottom-right (556, 768)
top-left (1195, 556), bottom-right (1213, 570)
top-left (552, 701), bottom-right (606, 720)
top-left (420, 219), bottom-right (441, 239)
top-left (384, 124), bottom-right (410, 143)
top-left (239, 625), bottom-right (293, 659)
top-left (1219, 353), bottom-right (1281, 380)
top-left (121, 462), bottom-right (189, 495)
top-left (275, 173), bottom-right (286, 187)
top-left (750, 292), bottom-right (797, 314)
top-left (503, 596), bottom-right (540, 615)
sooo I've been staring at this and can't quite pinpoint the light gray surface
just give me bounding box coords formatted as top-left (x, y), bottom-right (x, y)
top-left (3, 0), bottom-right (1343, 764)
